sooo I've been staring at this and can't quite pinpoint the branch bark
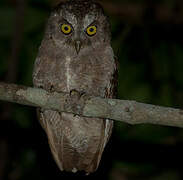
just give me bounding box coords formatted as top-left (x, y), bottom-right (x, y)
top-left (0, 82), bottom-right (183, 128)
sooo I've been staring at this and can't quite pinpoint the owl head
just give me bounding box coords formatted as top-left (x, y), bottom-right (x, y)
top-left (45, 0), bottom-right (111, 55)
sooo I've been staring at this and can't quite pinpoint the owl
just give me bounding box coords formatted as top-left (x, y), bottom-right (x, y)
top-left (33, 0), bottom-right (118, 174)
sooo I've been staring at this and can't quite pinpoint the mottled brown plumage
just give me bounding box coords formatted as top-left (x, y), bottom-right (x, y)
top-left (33, 0), bottom-right (118, 173)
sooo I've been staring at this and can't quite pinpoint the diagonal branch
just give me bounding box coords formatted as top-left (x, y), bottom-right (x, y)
top-left (0, 82), bottom-right (183, 128)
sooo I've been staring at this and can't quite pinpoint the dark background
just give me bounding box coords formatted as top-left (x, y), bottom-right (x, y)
top-left (1, 0), bottom-right (183, 179)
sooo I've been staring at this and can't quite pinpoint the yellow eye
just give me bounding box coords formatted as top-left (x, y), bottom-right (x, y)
top-left (61, 24), bottom-right (72, 35)
top-left (86, 25), bottom-right (97, 36)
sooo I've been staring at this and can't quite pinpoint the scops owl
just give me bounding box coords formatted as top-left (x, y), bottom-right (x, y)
top-left (33, 0), bottom-right (118, 174)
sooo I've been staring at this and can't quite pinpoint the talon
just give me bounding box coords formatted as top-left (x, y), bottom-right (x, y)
top-left (69, 89), bottom-right (87, 101)
top-left (43, 83), bottom-right (55, 93)
top-left (49, 85), bottom-right (54, 92)
top-left (79, 91), bottom-right (86, 97)
top-left (69, 89), bottom-right (80, 97)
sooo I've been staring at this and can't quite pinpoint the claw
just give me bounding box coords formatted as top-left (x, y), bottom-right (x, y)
top-left (69, 89), bottom-right (80, 97)
top-left (49, 85), bottom-right (54, 92)
top-left (79, 91), bottom-right (86, 97)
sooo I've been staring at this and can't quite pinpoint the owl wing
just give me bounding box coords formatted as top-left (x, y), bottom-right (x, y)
top-left (103, 56), bottom-right (118, 147)
top-left (33, 55), bottom-right (65, 171)
top-left (37, 109), bottom-right (64, 171)
top-left (105, 56), bottom-right (118, 99)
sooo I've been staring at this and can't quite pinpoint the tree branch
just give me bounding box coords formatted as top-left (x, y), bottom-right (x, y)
top-left (0, 82), bottom-right (183, 128)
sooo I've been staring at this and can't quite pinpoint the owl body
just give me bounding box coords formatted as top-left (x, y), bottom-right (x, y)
top-left (33, 0), bottom-right (117, 173)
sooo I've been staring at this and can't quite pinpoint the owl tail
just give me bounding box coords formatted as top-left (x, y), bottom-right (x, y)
top-left (48, 126), bottom-right (106, 174)
top-left (55, 121), bottom-right (106, 173)
top-left (38, 110), bottom-right (111, 174)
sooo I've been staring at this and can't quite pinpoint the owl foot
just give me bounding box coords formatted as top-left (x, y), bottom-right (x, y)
top-left (79, 91), bottom-right (86, 97)
top-left (43, 84), bottom-right (55, 93)
top-left (49, 85), bottom-right (55, 93)
top-left (68, 89), bottom-right (89, 115)
top-left (69, 89), bottom-right (80, 99)
top-left (69, 90), bottom-right (89, 103)
top-left (37, 83), bottom-right (55, 93)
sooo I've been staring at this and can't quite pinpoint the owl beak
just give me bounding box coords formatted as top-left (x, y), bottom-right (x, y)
top-left (75, 40), bottom-right (81, 54)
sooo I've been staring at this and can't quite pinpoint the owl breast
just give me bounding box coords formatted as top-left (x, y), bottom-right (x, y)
top-left (62, 47), bottom-right (115, 97)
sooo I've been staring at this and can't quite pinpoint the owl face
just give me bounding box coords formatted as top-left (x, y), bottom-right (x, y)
top-left (45, 0), bottom-right (111, 54)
